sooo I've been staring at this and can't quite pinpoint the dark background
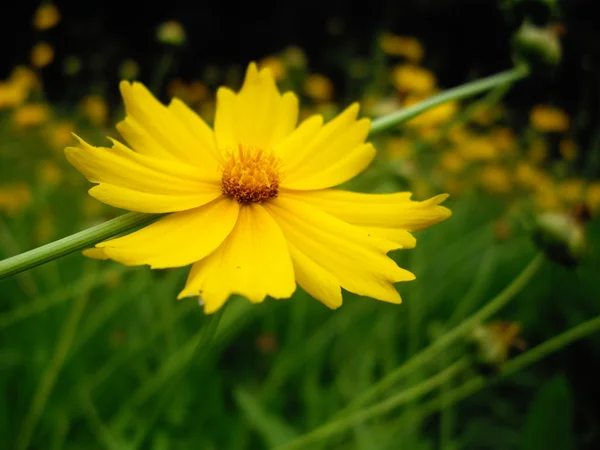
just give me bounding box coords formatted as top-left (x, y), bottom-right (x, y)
top-left (1, 0), bottom-right (598, 145)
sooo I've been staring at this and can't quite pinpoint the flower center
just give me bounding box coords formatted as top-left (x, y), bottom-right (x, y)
top-left (221, 145), bottom-right (281, 204)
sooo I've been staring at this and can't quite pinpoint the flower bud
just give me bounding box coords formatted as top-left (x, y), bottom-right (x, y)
top-left (512, 22), bottom-right (561, 68)
top-left (532, 211), bottom-right (586, 267)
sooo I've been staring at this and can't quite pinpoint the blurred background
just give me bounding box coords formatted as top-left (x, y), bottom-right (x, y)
top-left (1, 0), bottom-right (600, 449)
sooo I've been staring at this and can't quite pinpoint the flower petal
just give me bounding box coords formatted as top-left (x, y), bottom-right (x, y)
top-left (265, 195), bottom-right (415, 305)
top-left (178, 203), bottom-right (296, 313)
top-left (94, 197), bottom-right (239, 268)
top-left (119, 81), bottom-right (220, 176)
top-left (286, 240), bottom-right (343, 309)
top-left (65, 136), bottom-right (221, 212)
top-left (285, 190), bottom-right (452, 232)
top-left (213, 63), bottom-right (299, 151)
top-left (278, 104), bottom-right (375, 190)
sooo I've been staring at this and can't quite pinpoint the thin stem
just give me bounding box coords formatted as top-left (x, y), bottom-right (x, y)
top-left (345, 253), bottom-right (544, 412)
top-left (108, 305), bottom-right (226, 433)
top-left (0, 212), bottom-right (158, 280)
top-left (15, 265), bottom-right (95, 450)
top-left (369, 65), bottom-right (529, 134)
top-left (404, 314), bottom-right (600, 428)
top-left (276, 358), bottom-right (469, 450)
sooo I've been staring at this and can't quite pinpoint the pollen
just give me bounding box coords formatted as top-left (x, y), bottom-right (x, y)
top-left (221, 145), bottom-right (281, 204)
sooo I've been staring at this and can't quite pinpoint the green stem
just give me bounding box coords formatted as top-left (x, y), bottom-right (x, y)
top-left (344, 253), bottom-right (544, 412)
top-left (0, 65), bottom-right (529, 280)
top-left (369, 64), bottom-right (529, 134)
top-left (405, 314), bottom-right (600, 428)
top-left (15, 265), bottom-right (95, 450)
top-left (276, 358), bottom-right (469, 450)
top-left (108, 305), bottom-right (226, 433)
top-left (0, 212), bottom-right (158, 280)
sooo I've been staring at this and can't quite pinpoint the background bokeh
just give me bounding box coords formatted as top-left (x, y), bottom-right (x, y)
top-left (1, 1), bottom-right (600, 449)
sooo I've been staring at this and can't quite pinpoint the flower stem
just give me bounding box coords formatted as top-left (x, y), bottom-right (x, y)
top-left (403, 313), bottom-right (600, 428)
top-left (276, 358), bottom-right (470, 450)
top-left (344, 253), bottom-right (544, 412)
top-left (369, 64), bottom-right (529, 134)
top-left (0, 212), bottom-right (159, 280)
top-left (0, 65), bottom-right (529, 279)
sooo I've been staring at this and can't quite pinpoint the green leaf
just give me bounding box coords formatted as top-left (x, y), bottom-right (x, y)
top-left (233, 387), bottom-right (298, 448)
top-left (521, 375), bottom-right (574, 450)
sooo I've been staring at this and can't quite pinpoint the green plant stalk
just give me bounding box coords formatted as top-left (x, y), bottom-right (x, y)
top-left (15, 265), bottom-right (95, 450)
top-left (284, 314), bottom-right (600, 450)
top-left (368, 64), bottom-right (529, 134)
top-left (108, 305), bottom-right (226, 433)
top-left (345, 253), bottom-right (544, 412)
top-left (401, 314), bottom-right (600, 430)
top-left (0, 212), bottom-right (158, 279)
top-left (276, 358), bottom-right (470, 450)
top-left (0, 65), bottom-right (529, 280)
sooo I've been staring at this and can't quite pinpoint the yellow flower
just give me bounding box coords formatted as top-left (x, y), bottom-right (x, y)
top-left (0, 82), bottom-right (27, 109)
top-left (405, 95), bottom-right (457, 128)
top-left (67, 63), bottom-right (451, 313)
top-left (379, 34), bottom-right (424, 63)
top-left (392, 65), bottom-right (435, 94)
top-left (31, 42), bottom-right (55, 68)
top-left (0, 184), bottom-right (32, 216)
top-left (527, 138), bottom-right (547, 164)
top-left (13, 104), bottom-right (50, 129)
top-left (490, 127), bottom-right (516, 154)
top-left (304, 74), bottom-right (334, 102)
top-left (386, 137), bottom-right (413, 160)
top-left (479, 165), bottom-right (512, 194)
top-left (458, 136), bottom-right (497, 160)
top-left (440, 151), bottom-right (465, 173)
top-left (48, 121), bottom-right (76, 150)
top-left (33, 3), bottom-right (60, 30)
top-left (530, 105), bottom-right (569, 132)
top-left (80, 95), bottom-right (109, 126)
top-left (558, 178), bottom-right (584, 203)
top-left (259, 56), bottom-right (287, 81)
top-left (156, 20), bottom-right (186, 46)
top-left (559, 138), bottom-right (578, 161)
top-left (515, 162), bottom-right (550, 191)
top-left (39, 160), bottom-right (63, 186)
top-left (586, 182), bottom-right (600, 213)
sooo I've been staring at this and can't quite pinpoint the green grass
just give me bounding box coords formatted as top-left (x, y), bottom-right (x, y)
top-left (1, 108), bottom-right (600, 450)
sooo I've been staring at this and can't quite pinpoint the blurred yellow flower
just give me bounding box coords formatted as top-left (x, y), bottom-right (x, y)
top-left (386, 137), bottom-right (413, 160)
top-left (380, 34), bottom-right (424, 63)
top-left (527, 138), bottom-right (548, 164)
top-left (440, 151), bottom-right (465, 173)
top-left (458, 136), bottom-right (497, 160)
top-left (67, 63), bottom-right (451, 313)
top-left (80, 95), bottom-right (109, 126)
top-left (406, 95), bottom-right (457, 128)
top-left (156, 20), bottom-right (186, 46)
top-left (13, 104), bottom-right (50, 129)
top-left (392, 64), bottom-right (435, 94)
top-left (119, 59), bottom-right (140, 80)
top-left (480, 165), bottom-right (512, 194)
top-left (586, 182), bottom-right (600, 213)
top-left (282, 46), bottom-right (307, 69)
top-left (515, 162), bottom-right (550, 191)
top-left (31, 42), bottom-right (55, 68)
top-left (530, 105), bottom-right (569, 132)
top-left (259, 56), bottom-right (287, 81)
top-left (534, 188), bottom-right (562, 211)
top-left (39, 160), bottom-right (63, 186)
top-left (304, 74), bottom-right (334, 102)
top-left (33, 3), bottom-right (60, 30)
top-left (9, 66), bottom-right (41, 91)
top-left (167, 79), bottom-right (210, 106)
top-left (0, 184), bottom-right (32, 216)
top-left (48, 121), bottom-right (76, 150)
top-left (0, 82), bottom-right (27, 109)
top-left (491, 127), bottom-right (516, 154)
top-left (559, 138), bottom-right (578, 161)
top-left (558, 178), bottom-right (584, 203)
